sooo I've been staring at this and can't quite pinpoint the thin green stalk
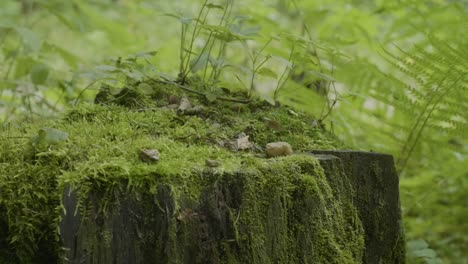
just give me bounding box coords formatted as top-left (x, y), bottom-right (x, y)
top-left (250, 56), bottom-right (270, 95)
top-left (188, 30), bottom-right (214, 75)
top-left (274, 43), bottom-right (296, 101)
top-left (210, 0), bottom-right (233, 82)
top-left (292, 0), bottom-right (324, 71)
top-left (202, 38), bottom-right (216, 82)
top-left (398, 73), bottom-right (461, 174)
top-left (246, 38), bottom-right (273, 96)
top-left (179, 23), bottom-right (187, 76)
top-left (319, 57), bottom-right (337, 121)
top-left (180, 0), bottom-right (209, 82)
top-left (203, 0), bottom-right (232, 83)
top-left (3, 43), bottom-right (22, 81)
top-left (210, 40), bottom-right (227, 82)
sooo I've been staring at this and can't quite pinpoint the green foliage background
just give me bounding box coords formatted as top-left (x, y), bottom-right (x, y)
top-left (0, 0), bottom-right (466, 263)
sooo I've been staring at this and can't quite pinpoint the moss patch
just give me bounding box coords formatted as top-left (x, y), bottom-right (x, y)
top-left (0, 82), bottom-right (362, 263)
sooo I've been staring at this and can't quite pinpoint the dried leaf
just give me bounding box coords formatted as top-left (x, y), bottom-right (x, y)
top-left (236, 135), bottom-right (252, 150)
top-left (139, 149), bottom-right (160, 163)
top-left (178, 94), bottom-right (192, 112)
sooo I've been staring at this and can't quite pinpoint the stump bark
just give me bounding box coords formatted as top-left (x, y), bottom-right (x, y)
top-left (310, 150), bottom-right (405, 264)
top-left (60, 151), bottom-right (405, 264)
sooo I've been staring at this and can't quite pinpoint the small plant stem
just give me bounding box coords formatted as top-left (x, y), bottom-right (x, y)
top-left (3, 43), bottom-right (22, 81)
top-left (187, 30), bottom-right (214, 75)
top-left (249, 56), bottom-right (269, 94)
top-left (73, 79), bottom-right (108, 106)
top-left (397, 72), bottom-right (461, 174)
top-left (181, 0), bottom-right (209, 82)
top-left (319, 59), bottom-right (337, 121)
top-left (211, 0), bottom-right (233, 81)
top-left (274, 43), bottom-right (296, 101)
top-left (203, 0), bottom-right (232, 83)
top-left (179, 23), bottom-right (187, 76)
top-left (245, 38), bottom-right (273, 96)
top-left (319, 99), bottom-right (336, 122)
top-left (203, 39), bottom-right (216, 82)
top-left (210, 41), bottom-right (227, 82)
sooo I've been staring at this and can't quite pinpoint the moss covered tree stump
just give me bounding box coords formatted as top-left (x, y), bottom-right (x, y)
top-left (311, 151), bottom-right (405, 263)
top-left (60, 150), bottom-right (404, 264)
top-left (0, 83), bottom-right (405, 263)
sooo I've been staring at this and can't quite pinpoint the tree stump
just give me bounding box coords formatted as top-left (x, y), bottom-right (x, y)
top-left (60, 151), bottom-right (404, 264)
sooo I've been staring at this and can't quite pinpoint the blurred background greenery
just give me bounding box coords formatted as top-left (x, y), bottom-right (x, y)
top-left (0, 0), bottom-right (466, 263)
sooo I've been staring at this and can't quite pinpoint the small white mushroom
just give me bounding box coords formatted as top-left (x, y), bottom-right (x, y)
top-left (265, 142), bottom-right (293, 158)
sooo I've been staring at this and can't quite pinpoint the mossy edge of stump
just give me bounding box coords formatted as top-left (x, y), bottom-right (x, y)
top-left (60, 151), bottom-right (404, 264)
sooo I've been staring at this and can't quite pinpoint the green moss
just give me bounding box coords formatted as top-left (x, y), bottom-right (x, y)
top-left (0, 83), bottom-right (360, 263)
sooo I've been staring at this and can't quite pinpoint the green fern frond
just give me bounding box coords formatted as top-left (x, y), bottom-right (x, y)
top-left (336, 34), bottom-right (466, 175)
top-left (382, 39), bottom-right (467, 173)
